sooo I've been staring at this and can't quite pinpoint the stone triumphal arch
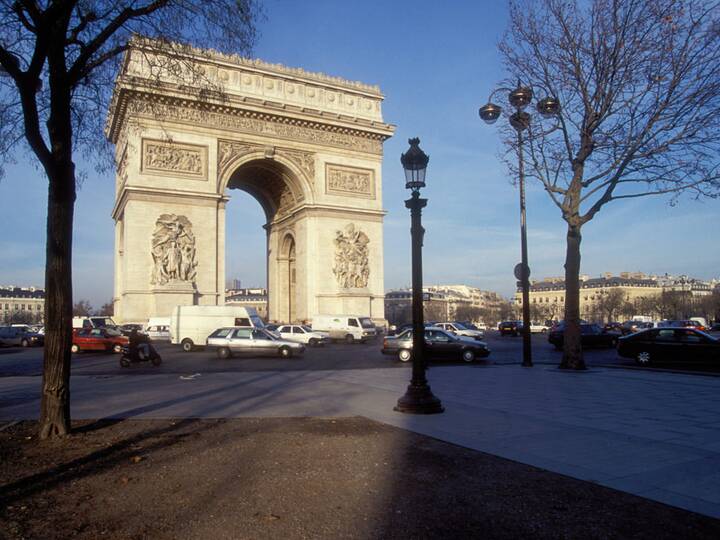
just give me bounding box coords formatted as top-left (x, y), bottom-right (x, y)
top-left (107, 39), bottom-right (394, 324)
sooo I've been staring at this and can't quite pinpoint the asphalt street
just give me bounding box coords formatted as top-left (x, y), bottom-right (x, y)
top-left (2, 331), bottom-right (718, 377)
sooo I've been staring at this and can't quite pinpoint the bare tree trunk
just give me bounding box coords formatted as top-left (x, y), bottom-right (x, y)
top-left (38, 165), bottom-right (75, 439)
top-left (560, 223), bottom-right (586, 370)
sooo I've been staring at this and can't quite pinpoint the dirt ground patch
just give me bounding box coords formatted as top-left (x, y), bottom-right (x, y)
top-left (1, 417), bottom-right (718, 539)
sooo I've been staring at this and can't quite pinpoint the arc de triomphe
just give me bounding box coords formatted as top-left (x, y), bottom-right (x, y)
top-left (107, 39), bottom-right (394, 324)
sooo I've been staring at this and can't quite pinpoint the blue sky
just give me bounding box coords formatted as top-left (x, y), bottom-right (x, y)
top-left (1, 0), bottom-right (718, 308)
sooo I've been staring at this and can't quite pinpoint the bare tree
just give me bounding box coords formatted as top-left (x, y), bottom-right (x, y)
top-left (72, 299), bottom-right (92, 317)
top-left (97, 301), bottom-right (114, 316)
top-left (595, 288), bottom-right (626, 323)
top-left (0, 1), bottom-right (261, 438)
top-left (498, 0), bottom-right (720, 369)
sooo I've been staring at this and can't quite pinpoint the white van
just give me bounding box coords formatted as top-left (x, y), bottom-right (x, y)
top-left (310, 314), bottom-right (377, 343)
top-left (146, 317), bottom-right (171, 341)
top-left (72, 316), bottom-right (117, 330)
top-left (170, 305), bottom-right (264, 351)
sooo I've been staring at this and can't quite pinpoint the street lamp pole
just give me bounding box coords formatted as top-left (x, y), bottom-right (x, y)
top-left (479, 81), bottom-right (561, 368)
top-left (394, 138), bottom-right (443, 415)
top-left (517, 129), bottom-right (532, 367)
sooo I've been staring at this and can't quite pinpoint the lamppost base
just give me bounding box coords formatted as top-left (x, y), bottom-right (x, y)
top-left (394, 383), bottom-right (444, 414)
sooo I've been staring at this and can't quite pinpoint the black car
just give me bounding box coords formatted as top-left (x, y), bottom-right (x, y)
top-left (498, 321), bottom-right (523, 336)
top-left (617, 328), bottom-right (720, 366)
top-left (547, 323), bottom-right (618, 350)
top-left (381, 328), bottom-right (490, 363)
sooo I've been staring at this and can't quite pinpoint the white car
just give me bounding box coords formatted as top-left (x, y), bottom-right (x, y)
top-left (276, 324), bottom-right (331, 347)
top-left (433, 322), bottom-right (485, 340)
top-left (529, 323), bottom-right (550, 333)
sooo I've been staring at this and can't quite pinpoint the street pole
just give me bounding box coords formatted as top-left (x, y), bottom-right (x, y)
top-left (394, 190), bottom-right (443, 414)
top-left (517, 130), bottom-right (533, 367)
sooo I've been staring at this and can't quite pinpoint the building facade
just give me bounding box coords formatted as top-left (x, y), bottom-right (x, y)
top-left (515, 272), bottom-right (718, 321)
top-left (0, 286), bottom-right (45, 324)
top-left (225, 287), bottom-right (269, 320)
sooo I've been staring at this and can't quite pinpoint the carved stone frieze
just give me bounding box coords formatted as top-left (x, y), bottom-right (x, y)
top-left (116, 144), bottom-right (129, 189)
top-left (150, 214), bottom-right (198, 286)
top-left (217, 139), bottom-right (315, 184)
top-left (129, 99), bottom-right (383, 155)
top-left (325, 164), bottom-right (375, 199)
top-left (142, 139), bottom-right (207, 180)
top-left (332, 224), bottom-right (370, 289)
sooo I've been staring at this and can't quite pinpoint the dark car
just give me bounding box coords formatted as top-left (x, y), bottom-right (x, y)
top-left (618, 327), bottom-right (720, 366)
top-left (498, 320), bottom-right (523, 336)
top-left (548, 323), bottom-right (618, 350)
top-left (119, 323), bottom-right (145, 337)
top-left (381, 328), bottom-right (490, 363)
top-left (603, 322), bottom-right (623, 334)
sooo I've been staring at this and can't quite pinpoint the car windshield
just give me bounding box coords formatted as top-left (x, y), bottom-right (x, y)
top-left (360, 318), bottom-right (375, 329)
top-left (463, 323), bottom-right (478, 330)
top-left (105, 327), bottom-right (122, 337)
top-left (253, 329), bottom-right (276, 340)
top-left (301, 325), bottom-right (313, 332)
top-left (452, 322), bottom-right (468, 330)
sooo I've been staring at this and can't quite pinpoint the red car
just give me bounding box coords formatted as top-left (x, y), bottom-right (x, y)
top-left (72, 327), bottom-right (128, 353)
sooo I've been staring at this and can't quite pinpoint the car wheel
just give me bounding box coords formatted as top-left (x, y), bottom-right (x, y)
top-left (462, 349), bottom-right (475, 363)
top-left (181, 339), bottom-right (194, 352)
top-left (217, 347), bottom-right (231, 360)
top-left (151, 355), bottom-right (162, 366)
top-left (119, 357), bottom-right (131, 368)
top-left (21, 339), bottom-right (29, 347)
top-left (308, 338), bottom-right (318, 347)
top-left (113, 344), bottom-right (123, 353)
top-left (636, 351), bottom-right (651, 366)
top-left (541, 329), bottom-right (547, 333)
top-left (345, 334), bottom-right (354, 344)
top-left (398, 349), bottom-right (411, 363)
top-left (70, 344), bottom-right (79, 354)
top-left (279, 346), bottom-right (292, 359)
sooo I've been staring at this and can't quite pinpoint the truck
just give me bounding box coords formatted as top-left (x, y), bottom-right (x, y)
top-left (310, 314), bottom-right (377, 343)
top-left (170, 305), bottom-right (264, 352)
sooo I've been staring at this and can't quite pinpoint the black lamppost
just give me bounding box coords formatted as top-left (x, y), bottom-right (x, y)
top-left (479, 81), bottom-right (561, 368)
top-left (394, 138), bottom-right (444, 415)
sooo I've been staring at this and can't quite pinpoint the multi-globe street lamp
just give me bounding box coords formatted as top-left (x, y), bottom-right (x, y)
top-left (394, 138), bottom-right (444, 415)
top-left (479, 81), bottom-right (561, 368)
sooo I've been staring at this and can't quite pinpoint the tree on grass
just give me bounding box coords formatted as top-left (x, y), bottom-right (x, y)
top-left (498, 0), bottom-right (720, 369)
top-left (595, 288), bottom-right (626, 324)
top-left (0, 0), bottom-right (261, 438)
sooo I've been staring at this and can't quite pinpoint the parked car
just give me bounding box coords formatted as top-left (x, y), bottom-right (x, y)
top-left (529, 322), bottom-right (550, 333)
top-left (119, 323), bottom-right (146, 336)
top-left (145, 324), bottom-right (170, 341)
top-left (381, 327), bottom-right (490, 363)
top-left (603, 322), bottom-right (623, 334)
top-left (72, 327), bottom-right (128, 353)
top-left (276, 324), bottom-right (330, 346)
top-left (458, 321), bottom-right (487, 331)
top-left (547, 323), bottom-right (618, 350)
top-left (206, 327), bottom-right (305, 359)
top-left (498, 321), bottom-right (523, 336)
top-left (617, 327), bottom-right (720, 366)
top-left (657, 320), bottom-right (706, 331)
top-left (311, 314), bottom-right (377, 343)
top-left (620, 320), bottom-right (654, 335)
top-left (433, 322), bottom-right (484, 340)
top-left (0, 326), bottom-right (44, 347)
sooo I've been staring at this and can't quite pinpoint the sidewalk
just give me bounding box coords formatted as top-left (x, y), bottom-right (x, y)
top-left (2, 364), bottom-right (719, 518)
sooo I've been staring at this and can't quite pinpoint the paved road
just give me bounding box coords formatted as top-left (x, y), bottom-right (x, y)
top-left (2, 330), bottom-right (719, 378)
top-left (0, 332), bottom-right (624, 376)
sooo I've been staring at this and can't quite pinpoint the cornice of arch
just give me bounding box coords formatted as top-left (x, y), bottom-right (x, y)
top-left (107, 88), bottom-right (394, 156)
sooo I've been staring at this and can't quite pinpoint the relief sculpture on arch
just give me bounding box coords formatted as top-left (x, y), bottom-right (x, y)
top-left (150, 214), bottom-right (198, 286)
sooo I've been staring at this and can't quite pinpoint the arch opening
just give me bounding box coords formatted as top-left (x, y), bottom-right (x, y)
top-left (225, 158), bottom-right (303, 323)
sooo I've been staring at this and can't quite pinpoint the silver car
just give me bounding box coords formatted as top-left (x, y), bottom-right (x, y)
top-left (206, 327), bottom-right (306, 359)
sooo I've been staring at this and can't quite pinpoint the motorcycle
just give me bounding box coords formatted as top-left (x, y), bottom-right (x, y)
top-left (120, 344), bottom-right (162, 368)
